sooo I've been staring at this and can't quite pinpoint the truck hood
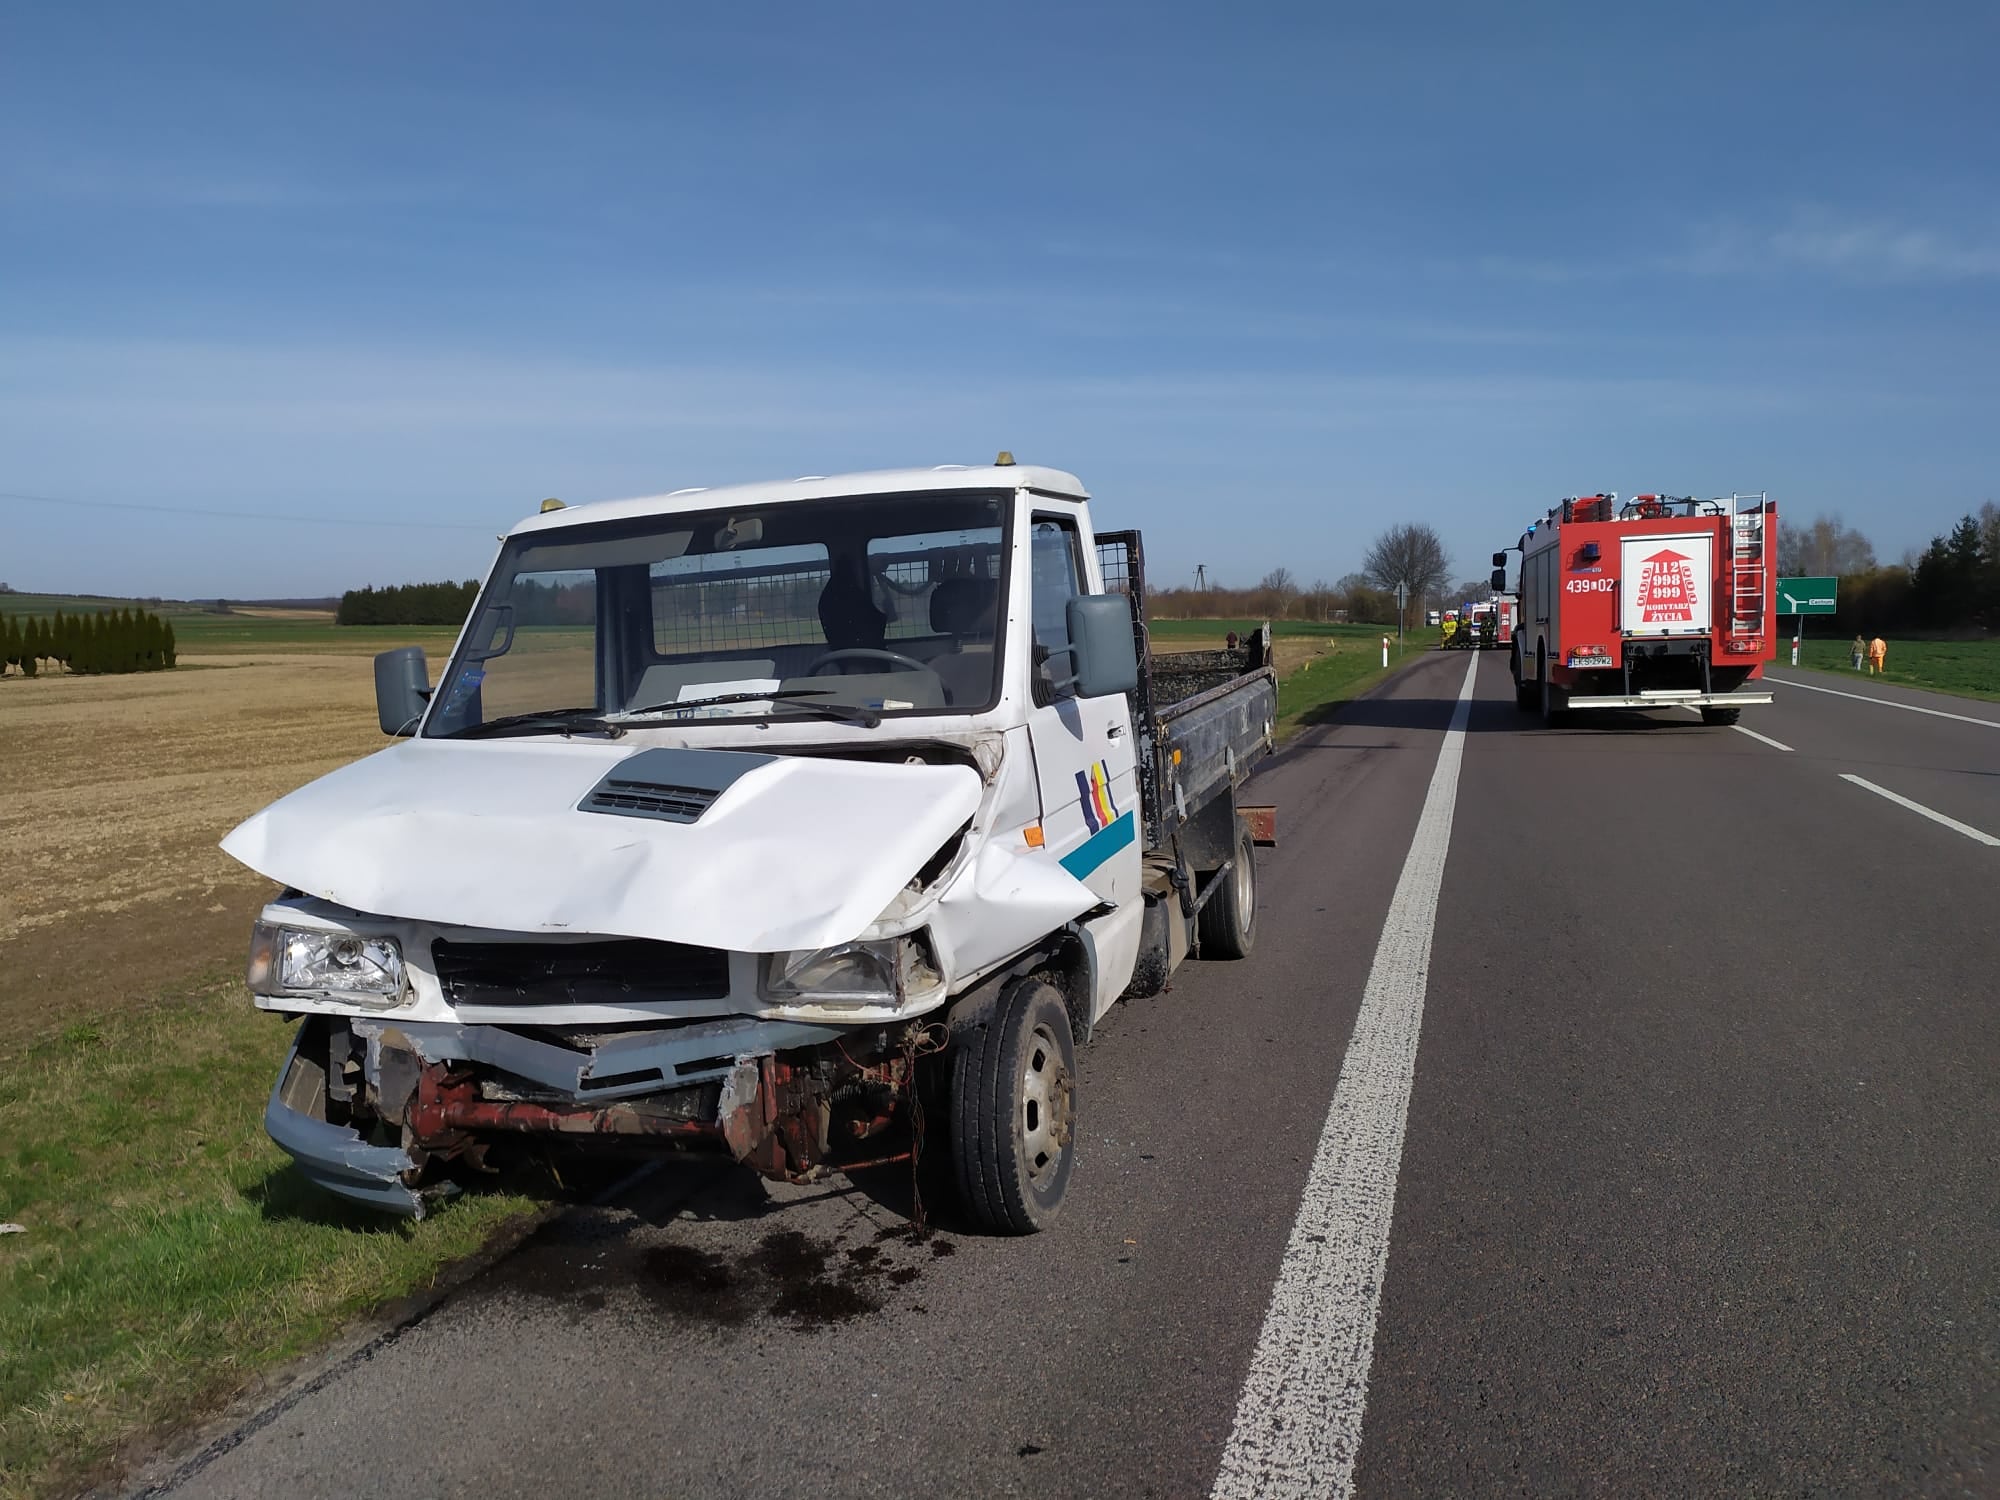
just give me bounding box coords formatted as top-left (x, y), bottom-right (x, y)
top-left (220, 739), bottom-right (985, 953)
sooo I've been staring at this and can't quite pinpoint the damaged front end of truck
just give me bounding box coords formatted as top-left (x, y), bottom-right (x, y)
top-left (227, 732), bottom-right (1098, 1217)
top-left (263, 1004), bottom-right (941, 1219)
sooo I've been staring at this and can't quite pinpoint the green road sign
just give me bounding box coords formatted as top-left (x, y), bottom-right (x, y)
top-left (1777, 576), bottom-right (1838, 615)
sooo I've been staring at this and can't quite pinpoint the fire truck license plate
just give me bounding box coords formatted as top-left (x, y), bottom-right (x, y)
top-left (1569, 653), bottom-right (1613, 667)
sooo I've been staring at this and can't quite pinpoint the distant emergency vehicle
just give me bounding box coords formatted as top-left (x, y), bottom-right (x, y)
top-left (1500, 492), bottom-right (1777, 726)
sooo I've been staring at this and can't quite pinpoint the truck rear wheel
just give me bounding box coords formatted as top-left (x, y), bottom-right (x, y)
top-left (951, 978), bottom-right (1075, 1234)
top-left (1539, 649), bottom-right (1567, 727)
top-left (1198, 823), bottom-right (1258, 959)
top-left (1512, 648), bottom-right (1536, 711)
top-left (1700, 705), bottom-right (1742, 726)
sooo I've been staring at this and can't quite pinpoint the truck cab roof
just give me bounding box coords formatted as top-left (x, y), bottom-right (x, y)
top-left (510, 463), bottom-right (1090, 539)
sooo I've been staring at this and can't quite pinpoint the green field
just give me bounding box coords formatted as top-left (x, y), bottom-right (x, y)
top-left (1148, 617), bottom-right (1389, 645)
top-left (0, 981), bottom-right (539, 1500)
top-left (0, 593), bottom-right (459, 656)
top-left (1786, 636), bottom-right (2000, 703)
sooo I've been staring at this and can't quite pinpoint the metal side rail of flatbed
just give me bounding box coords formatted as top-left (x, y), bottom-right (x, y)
top-left (1565, 688), bottom-right (1775, 711)
top-left (1157, 669), bottom-right (1278, 813)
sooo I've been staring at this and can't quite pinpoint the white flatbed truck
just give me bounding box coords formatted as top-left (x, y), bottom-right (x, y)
top-left (225, 460), bottom-right (1277, 1232)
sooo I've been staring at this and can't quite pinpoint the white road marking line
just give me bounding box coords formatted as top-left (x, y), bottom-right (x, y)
top-left (1767, 674), bottom-right (2000, 729)
top-left (1210, 651), bottom-right (1478, 1500)
top-left (1675, 705), bottom-right (1793, 750)
top-left (1732, 725), bottom-right (1793, 752)
top-left (1839, 774), bottom-right (2000, 848)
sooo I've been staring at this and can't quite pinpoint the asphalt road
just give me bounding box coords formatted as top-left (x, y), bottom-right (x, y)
top-left (141, 654), bottom-right (1997, 1499)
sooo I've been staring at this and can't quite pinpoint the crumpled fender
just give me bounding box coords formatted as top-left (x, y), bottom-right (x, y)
top-left (927, 835), bottom-right (1100, 981)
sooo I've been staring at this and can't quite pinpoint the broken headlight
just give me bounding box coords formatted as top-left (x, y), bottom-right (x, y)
top-left (761, 939), bottom-right (903, 1006)
top-left (248, 922), bottom-right (406, 1004)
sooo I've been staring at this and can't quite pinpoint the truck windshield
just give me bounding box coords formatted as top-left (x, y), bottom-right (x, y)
top-left (424, 491), bottom-right (1010, 737)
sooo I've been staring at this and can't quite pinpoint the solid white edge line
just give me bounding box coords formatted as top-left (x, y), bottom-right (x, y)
top-left (1209, 651), bottom-right (1480, 1500)
top-left (1838, 774), bottom-right (2000, 847)
top-left (1767, 674), bottom-right (2000, 729)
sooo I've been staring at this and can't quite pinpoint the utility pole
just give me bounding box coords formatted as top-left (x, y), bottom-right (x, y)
top-left (1194, 563), bottom-right (1208, 592)
top-left (1395, 580), bottom-right (1409, 651)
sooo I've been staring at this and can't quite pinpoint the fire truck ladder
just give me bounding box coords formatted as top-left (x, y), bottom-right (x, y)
top-left (1727, 492), bottom-right (1769, 637)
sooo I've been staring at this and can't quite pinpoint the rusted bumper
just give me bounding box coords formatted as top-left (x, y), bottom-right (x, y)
top-left (265, 1027), bottom-right (427, 1217)
top-left (264, 1015), bottom-right (918, 1217)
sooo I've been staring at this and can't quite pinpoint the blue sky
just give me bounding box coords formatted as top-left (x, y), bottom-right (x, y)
top-left (3, 2), bottom-right (1996, 598)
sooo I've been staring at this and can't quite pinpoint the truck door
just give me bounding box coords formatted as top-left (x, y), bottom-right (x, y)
top-left (1024, 510), bottom-right (1141, 907)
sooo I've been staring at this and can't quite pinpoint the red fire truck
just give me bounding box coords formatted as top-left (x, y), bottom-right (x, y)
top-left (1499, 492), bottom-right (1776, 726)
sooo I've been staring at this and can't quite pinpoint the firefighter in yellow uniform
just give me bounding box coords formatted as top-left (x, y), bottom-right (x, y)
top-left (1441, 615), bottom-right (1457, 646)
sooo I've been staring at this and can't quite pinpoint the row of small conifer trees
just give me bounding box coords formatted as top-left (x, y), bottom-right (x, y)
top-left (0, 609), bottom-right (178, 677)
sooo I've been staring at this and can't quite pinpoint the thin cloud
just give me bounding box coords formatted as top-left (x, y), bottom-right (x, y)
top-left (1458, 213), bottom-right (2000, 285)
top-left (1686, 218), bottom-right (2000, 281)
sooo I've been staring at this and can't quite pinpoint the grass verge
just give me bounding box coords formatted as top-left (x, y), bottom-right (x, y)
top-left (1148, 617), bottom-right (1388, 645)
top-left (1274, 640), bottom-right (1425, 739)
top-left (1782, 636), bottom-right (2000, 703)
top-left (0, 977), bottom-right (535, 1500)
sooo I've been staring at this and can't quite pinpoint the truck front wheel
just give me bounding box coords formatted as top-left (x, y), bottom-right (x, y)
top-left (1198, 822), bottom-right (1258, 959)
top-left (951, 978), bottom-right (1075, 1234)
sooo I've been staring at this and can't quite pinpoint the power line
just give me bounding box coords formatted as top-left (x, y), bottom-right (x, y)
top-left (0, 489), bottom-right (501, 533)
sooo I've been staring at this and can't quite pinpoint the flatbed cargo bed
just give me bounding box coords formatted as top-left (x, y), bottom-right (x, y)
top-left (1096, 534), bottom-right (1277, 851)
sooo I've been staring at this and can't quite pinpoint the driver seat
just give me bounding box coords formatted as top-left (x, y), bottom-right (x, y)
top-left (816, 557), bottom-right (888, 663)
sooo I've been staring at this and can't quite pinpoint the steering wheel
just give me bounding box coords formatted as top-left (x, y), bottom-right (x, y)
top-left (804, 648), bottom-right (930, 677)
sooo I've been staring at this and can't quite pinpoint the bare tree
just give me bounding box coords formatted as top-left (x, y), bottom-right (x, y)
top-left (1362, 523), bottom-right (1451, 599)
top-left (1777, 513), bottom-right (1875, 576)
top-left (1258, 567), bottom-right (1298, 600)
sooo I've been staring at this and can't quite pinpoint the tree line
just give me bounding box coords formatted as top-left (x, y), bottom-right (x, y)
top-left (1780, 503), bottom-right (2000, 635)
top-left (0, 608), bottom-right (178, 678)
top-left (336, 580), bottom-right (480, 625)
top-left (1151, 523), bottom-right (1459, 625)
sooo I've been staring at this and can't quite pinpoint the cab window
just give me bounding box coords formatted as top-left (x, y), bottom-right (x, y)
top-left (1030, 515), bottom-right (1085, 699)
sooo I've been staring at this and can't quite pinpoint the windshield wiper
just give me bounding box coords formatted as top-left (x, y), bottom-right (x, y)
top-left (770, 698), bottom-right (883, 728)
top-left (615, 688), bottom-right (833, 718)
top-left (612, 688), bottom-right (883, 730)
top-left (440, 707), bottom-right (624, 740)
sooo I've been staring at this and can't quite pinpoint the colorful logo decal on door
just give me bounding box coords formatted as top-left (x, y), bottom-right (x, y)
top-left (1075, 760), bottom-right (1118, 833)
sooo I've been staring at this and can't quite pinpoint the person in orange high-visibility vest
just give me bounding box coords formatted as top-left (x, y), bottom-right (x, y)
top-left (1867, 636), bottom-right (1887, 675)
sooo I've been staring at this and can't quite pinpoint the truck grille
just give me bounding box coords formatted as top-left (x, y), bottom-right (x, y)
top-left (431, 939), bottom-right (731, 1006)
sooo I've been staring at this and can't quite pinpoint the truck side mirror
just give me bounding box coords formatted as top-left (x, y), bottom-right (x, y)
top-left (1061, 594), bottom-right (1140, 699)
top-left (374, 647), bottom-right (430, 736)
top-left (1490, 567), bottom-right (1508, 591)
top-left (1491, 551), bottom-right (1508, 567)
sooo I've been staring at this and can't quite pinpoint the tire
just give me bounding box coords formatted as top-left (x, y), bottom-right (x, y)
top-left (1198, 822), bottom-right (1258, 960)
top-left (951, 978), bottom-right (1076, 1234)
top-left (1512, 647), bottom-right (1536, 711)
top-left (1700, 706), bottom-right (1741, 726)
top-left (1539, 648), bottom-right (1566, 727)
